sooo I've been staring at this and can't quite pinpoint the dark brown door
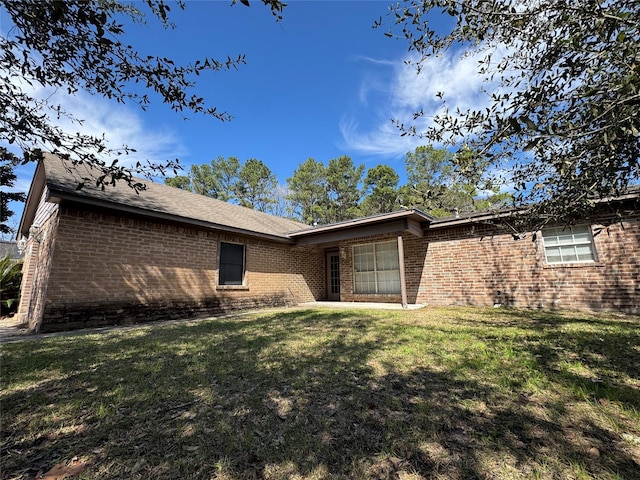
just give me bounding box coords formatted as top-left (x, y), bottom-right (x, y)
top-left (326, 251), bottom-right (340, 301)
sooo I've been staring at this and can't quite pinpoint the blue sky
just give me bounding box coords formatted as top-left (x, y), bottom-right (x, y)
top-left (7, 0), bottom-right (496, 227)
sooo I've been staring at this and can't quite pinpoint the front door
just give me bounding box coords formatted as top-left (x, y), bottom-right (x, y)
top-left (326, 250), bottom-right (340, 301)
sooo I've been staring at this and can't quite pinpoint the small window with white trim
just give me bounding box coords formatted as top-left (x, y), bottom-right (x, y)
top-left (219, 242), bottom-right (245, 285)
top-left (542, 225), bottom-right (597, 264)
top-left (353, 240), bottom-right (401, 294)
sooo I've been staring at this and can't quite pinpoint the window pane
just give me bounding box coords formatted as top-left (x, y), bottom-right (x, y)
top-left (220, 264), bottom-right (243, 285)
top-left (355, 272), bottom-right (376, 293)
top-left (219, 242), bottom-right (245, 285)
top-left (377, 270), bottom-right (401, 294)
top-left (354, 244), bottom-right (374, 256)
top-left (545, 247), bottom-right (562, 263)
top-left (556, 233), bottom-right (576, 245)
top-left (353, 241), bottom-right (401, 293)
top-left (354, 245), bottom-right (374, 272)
top-left (375, 242), bottom-right (399, 271)
top-left (559, 245), bottom-right (578, 262)
top-left (576, 244), bottom-right (595, 261)
top-left (221, 242), bottom-right (243, 263)
top-left (543, 228), bottom-right (559, 245)
top-left (542, 225), bottom-right (595, 264)
top-left (571, 225), bottom-right (589, 234)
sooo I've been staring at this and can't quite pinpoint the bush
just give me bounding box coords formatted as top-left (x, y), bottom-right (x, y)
top-left (1, 254), bottom-right (23, 315)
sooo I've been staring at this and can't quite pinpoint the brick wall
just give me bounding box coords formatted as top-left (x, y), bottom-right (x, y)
top-left (24, 201), bottom-right (638, 332)
top-left (416, 219), bottom-right (639, 312)
top-left (335, 219), bottom-right (638, 313)
top-left (17, 209), bottom-right (59, 331)
top-left (17, 240), bottom-right (37, 323)
top-left (39, 205), bottom-right (324, 331)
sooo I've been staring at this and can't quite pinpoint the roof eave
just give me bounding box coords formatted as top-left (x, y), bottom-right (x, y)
top-left (429, 209), bottom-right (519, 229)
top-left (288, 209), bottom-right (433, 238)
top-left (17, 161), bottom-right (47, 239)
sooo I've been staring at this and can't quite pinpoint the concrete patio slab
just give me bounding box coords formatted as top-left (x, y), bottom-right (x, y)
top-left (297, 301), bottom-right (427, 310)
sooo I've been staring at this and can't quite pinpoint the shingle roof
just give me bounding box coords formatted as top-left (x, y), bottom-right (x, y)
top-left (42, 154), bottom-right (308, 242)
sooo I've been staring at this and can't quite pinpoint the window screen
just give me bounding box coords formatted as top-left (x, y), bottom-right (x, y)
top-left (219, 242), bottom-right (245, 285)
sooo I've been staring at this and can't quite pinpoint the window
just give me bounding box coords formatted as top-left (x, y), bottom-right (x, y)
top-left (353, 241), bottom-right (401, 294)
top-left (219, 242), bottom-right (245, 285)
top-left (542, 225), bottom-right (597, 264)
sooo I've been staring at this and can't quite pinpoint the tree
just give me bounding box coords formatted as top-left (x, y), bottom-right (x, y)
top-left (189, 164), bottom-right (217, 197)
top-left (270, 184), bottom-right (295, 219)
top-left (164, 156), bottom-right (242, 202)
top-left (405, 145), bottom-right (455, 188)
top-left (401, 145), bottom-right (456, 216)
top-left (325, 156), bottom-right (365, 223)
top-left (286, 158), bottom-right (328, 225)
top-left (211, 156), bottom-right (241, 203)
top-left (163, 156), bottom-right (240, 200)
top-left (235, 158), bottom-right (277, 212)
top-left (164, 175), bottom-right (192, 191)
top-left (450, 145), bottom-right (511, 213)
top-left (381, 0), bottom-right (640, 230)
top-left (0, 149), bottom-right (27, 235)
top-left (0, 0), bottom-right (285, 197)
top-left (401, 145), bottom-right (510, 217)
top-left (360, 165), bottom-right (400, 216)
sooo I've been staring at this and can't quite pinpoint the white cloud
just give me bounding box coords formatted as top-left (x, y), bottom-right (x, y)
top-left (46, 89), bottom-right (187, 167)
top-left (7, 80), bottom-right (187, 168)
top-left (339, 116), bottom-right (423, 157)
top-left (342, 46), bottom-right (503, 157)
top-left (3, 83), bottom-right (188, 230)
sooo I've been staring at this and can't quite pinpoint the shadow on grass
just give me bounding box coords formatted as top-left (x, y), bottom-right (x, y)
top-left (451, 308), bottom-right (640, 409)
top-left (1, 308), bottom-right (639, 479)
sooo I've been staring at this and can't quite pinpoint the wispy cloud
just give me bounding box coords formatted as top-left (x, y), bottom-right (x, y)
top-left (4, 84), bottom-right (188, 228)
top-left (5, 80), bottom-right (187, 169)
top-left (43, 88), bottom-right (187, 167)
top-left (339, 115), bottom-right (422, 157)
top-left (342, 46), bottom-right (501, 157)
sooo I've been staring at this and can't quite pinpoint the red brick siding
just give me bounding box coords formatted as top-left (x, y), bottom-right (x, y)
top-left (39, 205), bottom-right (324, 331)
top-left (17, 241), bottom-right (38, 322)
top-left (17, 211), bottom-right (59, 331)
top-left (335, 219), bottom-right (638, 312)
top-left (417, 220), bottom-right (639, 312)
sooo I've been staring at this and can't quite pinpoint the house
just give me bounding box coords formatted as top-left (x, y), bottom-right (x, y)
top-left (17, 154), bottom-right (640, 332)
top-left (0, 240), bottom-right (22, 260)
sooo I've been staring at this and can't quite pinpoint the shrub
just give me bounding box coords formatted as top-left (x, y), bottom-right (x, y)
top-left (1, 254), bottom-right (23, 315)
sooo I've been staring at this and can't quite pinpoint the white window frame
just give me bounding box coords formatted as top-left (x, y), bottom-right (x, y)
top-left (353, 240), bottom-right (401, 294)
top-left (541, 225), bottom-right (597, 264)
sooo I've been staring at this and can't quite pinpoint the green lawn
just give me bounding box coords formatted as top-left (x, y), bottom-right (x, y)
top-left (1, 307), bottom-right (639, 479)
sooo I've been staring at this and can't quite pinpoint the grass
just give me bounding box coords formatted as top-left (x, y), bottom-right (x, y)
top-left (1, 306), bottom-right (639, 479)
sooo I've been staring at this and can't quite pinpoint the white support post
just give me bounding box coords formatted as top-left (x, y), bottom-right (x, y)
top-left (397, 234), bottom-right (408, 309)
